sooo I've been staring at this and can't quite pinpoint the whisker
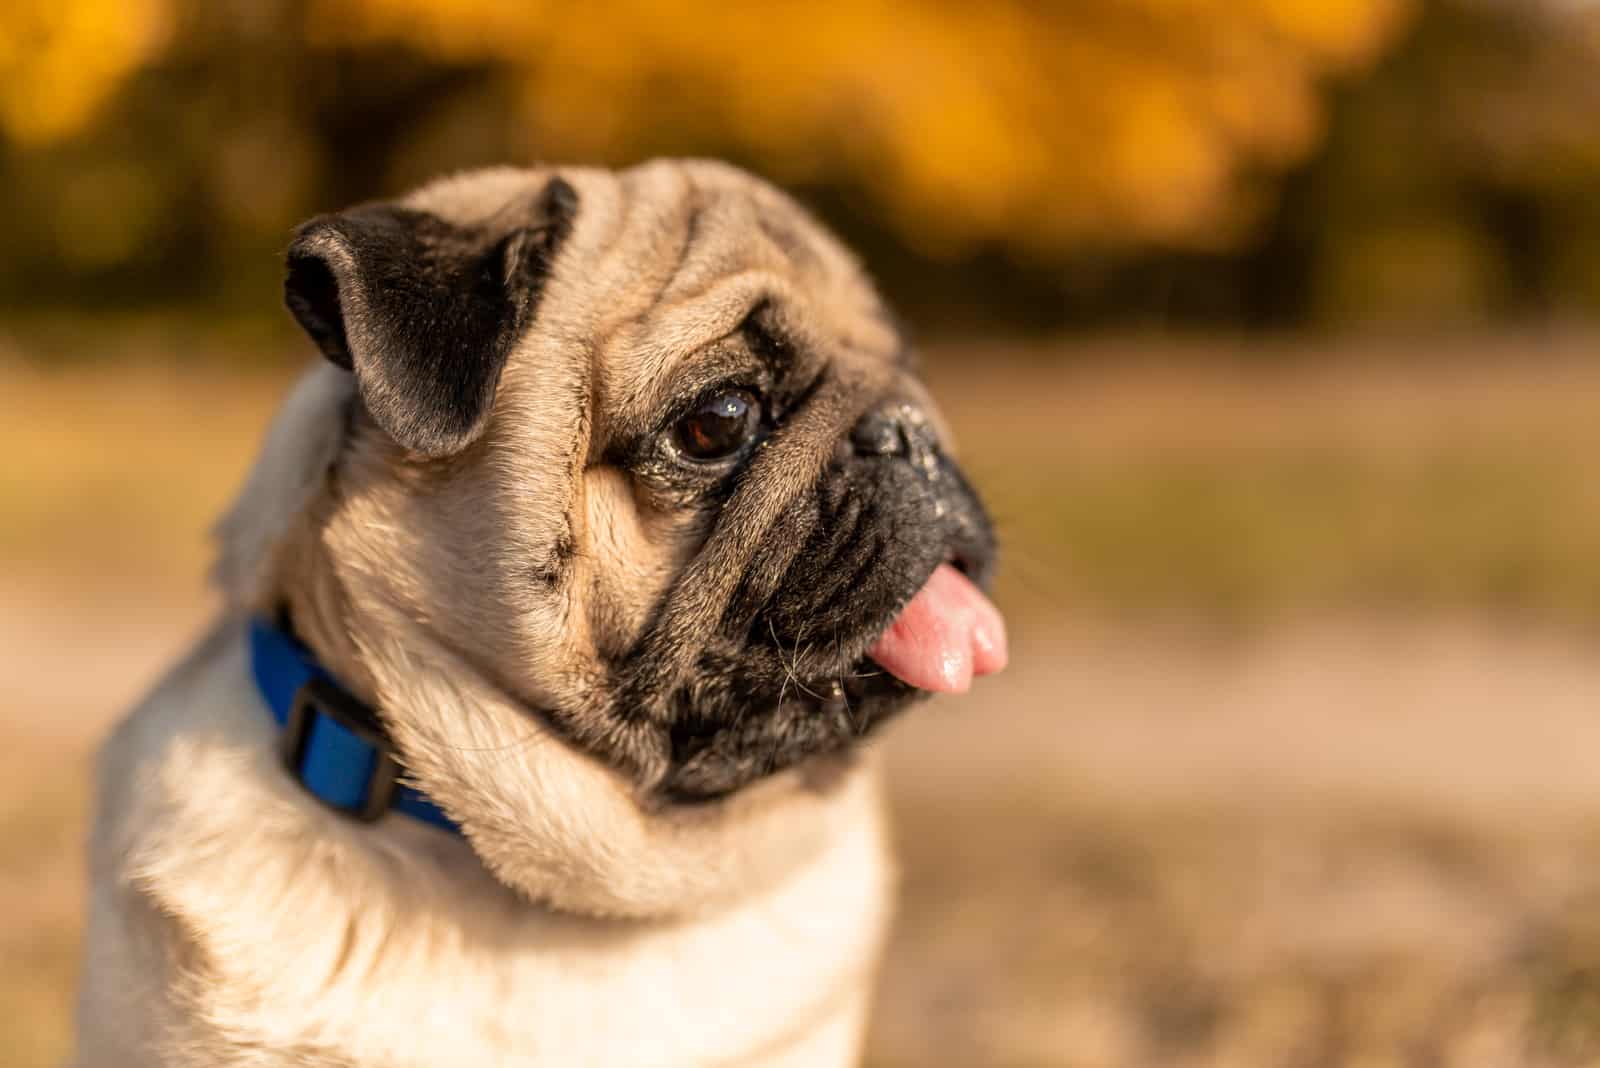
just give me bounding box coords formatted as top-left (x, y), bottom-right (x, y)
top-left (772, 619), bottom-right (794, 710)
top-left (769, 618), bottom-right (823, 701)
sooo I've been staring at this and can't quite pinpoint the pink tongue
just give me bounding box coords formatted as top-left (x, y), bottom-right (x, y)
top-left (867, 563), bottom-right (1008, 693)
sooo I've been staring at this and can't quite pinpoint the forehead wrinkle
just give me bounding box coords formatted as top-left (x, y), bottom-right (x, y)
top-left (646, 179), bottom-right (705, 317)
top-left (599, 271), bottom-right (804, 440)
top-left (653, 187), bottom-right (791, 307)
top-left (610, 165), bottom-right (703, 315)
top-left (752, 199), bottom-right (825, 280)
top-left (550, 167), bottom-right (698, 356)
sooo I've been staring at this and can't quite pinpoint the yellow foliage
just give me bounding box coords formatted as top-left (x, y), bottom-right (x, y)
top-left (0, 0), bottom-right (170, 143)
top-left (0, 0), bottom-right (1414, 250)
top-left (305, 0), bottom-right (1415, 250)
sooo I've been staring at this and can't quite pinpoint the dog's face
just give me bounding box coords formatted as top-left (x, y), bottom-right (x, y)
top-left (275, 160), bottom-right (1004, 805)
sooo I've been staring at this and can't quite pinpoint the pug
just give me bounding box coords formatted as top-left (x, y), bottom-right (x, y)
top-left (75, 159), bottom-right (1007, 1067)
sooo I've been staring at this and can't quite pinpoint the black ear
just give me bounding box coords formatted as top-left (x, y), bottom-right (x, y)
top-left (283, 176), bottom-right (577, 457)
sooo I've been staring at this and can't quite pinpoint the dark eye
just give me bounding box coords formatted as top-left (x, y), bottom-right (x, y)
top-left (673, 388), bottom-right (761, 461)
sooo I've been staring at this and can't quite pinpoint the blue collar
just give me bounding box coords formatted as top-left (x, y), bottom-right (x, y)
top-left (248, 617), bottom-right (459, 833)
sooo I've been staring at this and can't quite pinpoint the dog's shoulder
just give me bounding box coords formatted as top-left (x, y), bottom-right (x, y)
top-left (80, 616), bottom-right (260, 1067)
top-left (92, 615), bottom-right (259, 861)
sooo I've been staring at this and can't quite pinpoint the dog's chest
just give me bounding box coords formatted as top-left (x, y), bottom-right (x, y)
top-left (179, 842), bottom-right (884, 1067)
top-left (84, 626), bottom-right (894, 1067)
top-left (101, 810), bottom-right (890, 1068)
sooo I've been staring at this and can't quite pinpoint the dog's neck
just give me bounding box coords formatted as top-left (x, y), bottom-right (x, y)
top-left (261, 531), bottom-right (869, 920)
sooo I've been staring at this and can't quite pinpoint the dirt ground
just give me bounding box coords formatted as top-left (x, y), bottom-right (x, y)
top-left (11, 579), bottom-right (1600, 1067)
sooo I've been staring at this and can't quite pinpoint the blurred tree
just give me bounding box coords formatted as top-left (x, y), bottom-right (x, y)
top-left (0, 0), bottom-right (1412, 322)
top-left (5, 0), bottom-right (1600, 335)
top-left (0, 0), bottom-right (170, 143)
top-left (1233, 0), bottom-right (1600, 327)
top-left (301, 0), bottom-right (1412, 253)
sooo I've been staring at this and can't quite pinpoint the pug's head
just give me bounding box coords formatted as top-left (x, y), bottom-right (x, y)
top-left (232, 160), bottom-right (1005, 820)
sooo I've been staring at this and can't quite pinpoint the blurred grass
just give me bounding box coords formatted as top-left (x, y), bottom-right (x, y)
top-left (987, 443), bottom-right (1600, 622)
top-left (941, 332), bottom-right (1600, 625)
top-left (0, 359), bottom-right (286, 584)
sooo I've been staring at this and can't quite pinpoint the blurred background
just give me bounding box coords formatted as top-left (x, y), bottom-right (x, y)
top-left (8, 0), bottom-right (1600, 1064)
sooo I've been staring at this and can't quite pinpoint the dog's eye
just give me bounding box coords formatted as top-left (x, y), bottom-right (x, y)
top-left (674, 388), bottom-right (761, 461)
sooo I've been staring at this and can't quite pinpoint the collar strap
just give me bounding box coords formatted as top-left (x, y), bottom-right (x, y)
top-left (248, 617), bottom-right (459, 834)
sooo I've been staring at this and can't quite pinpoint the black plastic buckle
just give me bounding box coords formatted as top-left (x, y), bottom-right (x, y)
top-left (281, 676), bottom-right (398, 822)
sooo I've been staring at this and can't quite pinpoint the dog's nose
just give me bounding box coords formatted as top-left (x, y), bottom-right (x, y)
top-left (849, 409), bottom-right (906, 456)
top-left (845, 403), bottom-right (941, 470)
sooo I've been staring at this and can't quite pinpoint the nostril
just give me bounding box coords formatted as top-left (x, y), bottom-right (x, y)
top-left (849, 411), bottom-right (905, 457)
